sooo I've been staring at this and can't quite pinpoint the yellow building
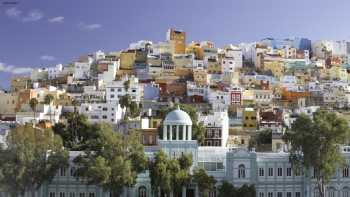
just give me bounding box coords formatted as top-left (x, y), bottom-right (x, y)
top-left (11, 76), bottom-right (31, 92)
top-left (193, 69), bottom-right (208, 85)
top-left (0, 92), bottom-right (19, 114)
top-left (207, 59), bottom-right (222, 74)
top-left (263, 60), bottom-right (285, 78)
top-left (167, 29), bottom-right (186, 54)
top-left (243, 107), bottom-right (258, 130)
top-left (242, 89), bottom-right (255, 106)
top-left (186, 42), bottom-right (204, 60)
top-left (120, 50), bottom-right (137, 70)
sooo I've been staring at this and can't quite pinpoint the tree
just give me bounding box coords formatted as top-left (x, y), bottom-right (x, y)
top-left (192, 168), bottom-right (216, 197)
top-left (0, 124), bottom-right (68, 197)
top-left (74, 123), bottom-right (147, 197)
top-left (284, 110), bottom-right (350, 197)
top-left (217, 181), bottom-right (255, 197)
top-left (217, 181), bottom-right (236, 197)
top-left (44, 94), bottom-right (55, 122)
top-left (29, 98), bottom-right (39, 125)
top-left (149, 151), bottom-right (193, 197)
top-left (52, 113), bottom-right (95, 150)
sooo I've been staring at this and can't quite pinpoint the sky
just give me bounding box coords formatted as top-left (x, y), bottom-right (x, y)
top-left (1, 0), bottom-right (350, 88)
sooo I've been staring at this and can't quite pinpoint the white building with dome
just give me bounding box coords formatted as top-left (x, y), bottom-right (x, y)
top-left (4, 108), bottom-right (350, 197)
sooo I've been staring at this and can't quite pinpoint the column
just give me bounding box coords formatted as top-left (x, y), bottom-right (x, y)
top-left (169, 125), bottom-right (173, 141)
top-left (176, 125), bottom-right (179, 140)
top-left (163, 125), bottom-right (167, 140)
top-left (182, 186), bottom-right (187, 197)
top-left (188, 125), bottom-right (192, 140)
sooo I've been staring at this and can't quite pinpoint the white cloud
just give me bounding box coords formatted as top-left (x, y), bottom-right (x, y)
top-left (48, 16), bottom-right (64, 23)
top-left (40, 55), bottom-right (56, 61)
top-left (0, 62), bottom-right (33, 74)
top-left (22, 10), bottom-right (44, 22)
top-left (79, 22), bottom-right (102, 31)
top-left (5, 7), bottom-right (22, 18)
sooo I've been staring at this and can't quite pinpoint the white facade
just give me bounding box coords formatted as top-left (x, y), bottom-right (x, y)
top-left (79, 102), bottom-right (123, 124)
top-left (208, 90), bottom-right (231, 112)
top-left (186, 81), bottom-right (209, 101)
top-left (74, 57), bottom-right (93, 80)
top-left (105, 76), bottom-right (142, 103)
top-left (47, 64), bottom-right (63, 79)
top-left (16, 104), bottom-right (62, 124)
top-left (98, 61), bottom-right (118, 84)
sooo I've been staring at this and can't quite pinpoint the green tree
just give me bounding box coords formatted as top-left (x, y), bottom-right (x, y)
top-left (29, 98), bottom-right (39, 125)
top-left (192, 168), bottom-right (216, 197)
top-left (74, 124), bottom-right (147, 197)
top-left (52, 113), bottom-right (96, 150)
top-left (149, 151), bottom-right (193, 197)
top-left (44, 94), bottom-right (55, 122)
top-left (284, 110), bottom-right (350, 197)
top-left (217, 181), bottom-right (236, 197)
top-left (0, 124), bottom-right (68, 197)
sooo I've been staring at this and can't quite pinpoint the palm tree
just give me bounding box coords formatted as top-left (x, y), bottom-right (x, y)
top-left (44, 94), bottom-right (55, 122)
top-left (29, 98), bottom-right (39, 126)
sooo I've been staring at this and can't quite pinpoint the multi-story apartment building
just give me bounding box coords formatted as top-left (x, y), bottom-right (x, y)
top-left (105, 75), bottom-right (141, 103)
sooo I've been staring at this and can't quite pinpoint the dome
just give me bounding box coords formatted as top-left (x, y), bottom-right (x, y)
top-left (164, 106), bottom-right (192, 125)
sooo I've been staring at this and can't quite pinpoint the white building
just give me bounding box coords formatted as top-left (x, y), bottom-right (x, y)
top-left (208, 90), bottom-right (231, 112)
top-left (47, 64), bottom-right (63, 79)
top-left (105, 75), bottom-right (142, 103)
top-left (187, 81), bottom-right (209, 101)
top-left (16, 104), bottom-right (62, 124)
top-left (98, 61), bottom-right (118, 84)
top-left (31, 68), bottom-right (48, 81)
top-left (79, 102), bottom-right (124, 124)
top-left (74, 57), bottom-right (93, 80)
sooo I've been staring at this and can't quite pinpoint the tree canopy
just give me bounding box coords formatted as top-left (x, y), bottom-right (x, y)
top-left (217, 181), bottom-right (255, 197)
top-left (0, 124), bottom-right (68, 197)
top-left (73, 123), bottom-right (147, 197)
top-left (284, 110), bottom-right (350, 197)
top-left (149, 150), bottom-right (193, 196)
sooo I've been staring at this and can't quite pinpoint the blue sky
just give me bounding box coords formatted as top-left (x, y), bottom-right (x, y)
top-left (1, 0), bottom-right (350, 88)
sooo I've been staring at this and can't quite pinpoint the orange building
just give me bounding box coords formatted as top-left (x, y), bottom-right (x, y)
top-left (281, 88), bottom-right (310, 102)
top-left (167, 29), bottom-right (186, 54)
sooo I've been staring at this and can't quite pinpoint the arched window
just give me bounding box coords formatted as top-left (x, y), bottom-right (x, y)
top-left (238, 164), bottom-right (246, 178)
top-left (138, 186), bottom-right (147, 197)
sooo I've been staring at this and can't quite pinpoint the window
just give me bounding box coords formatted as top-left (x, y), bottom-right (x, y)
top-left (286, 192), bottom-right (291, 197)
top-left (89, 193), bottom-right (95, 197)
top-left (268, 192), bottom-right (273, 197)
top-left (60, 192), bottom-right (65, 197)
top-left (277, 192), bottom-right (282, 197)
top-left (343, 167), bottom-right (349, 177)
top-left (69, 193), bottom-right (75, 197)
top-left (102, 107), bottom-right (108, 111)
top-left (110, 94), bottom-right (115, 98)
top-left (295, 192), bottom-right (301, 197)
top-left (343, 189), bottom-right (350, 197)
top-left (50, 192), bottom-right (56, 197)
top-left (277, 168), bottom-right (282, 176)
top-left (259, 168), bottom-right (264, 177)
top-left (287, 168), bottom-right (292, 177)
top-left (138, 186), bottom-right (147, 197)
top-left (268, 168), bottom-right (273, 176)
top-left (259, 192), bottom-right (264, 197)
top-left (110, 88), bottom-right (115, 92)
top-left (102, 115), bottom-right (107, 119)
top-left (238, 164), bottom-right (246, 178)
top-left (79, 193), bottom-right (85, 197)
